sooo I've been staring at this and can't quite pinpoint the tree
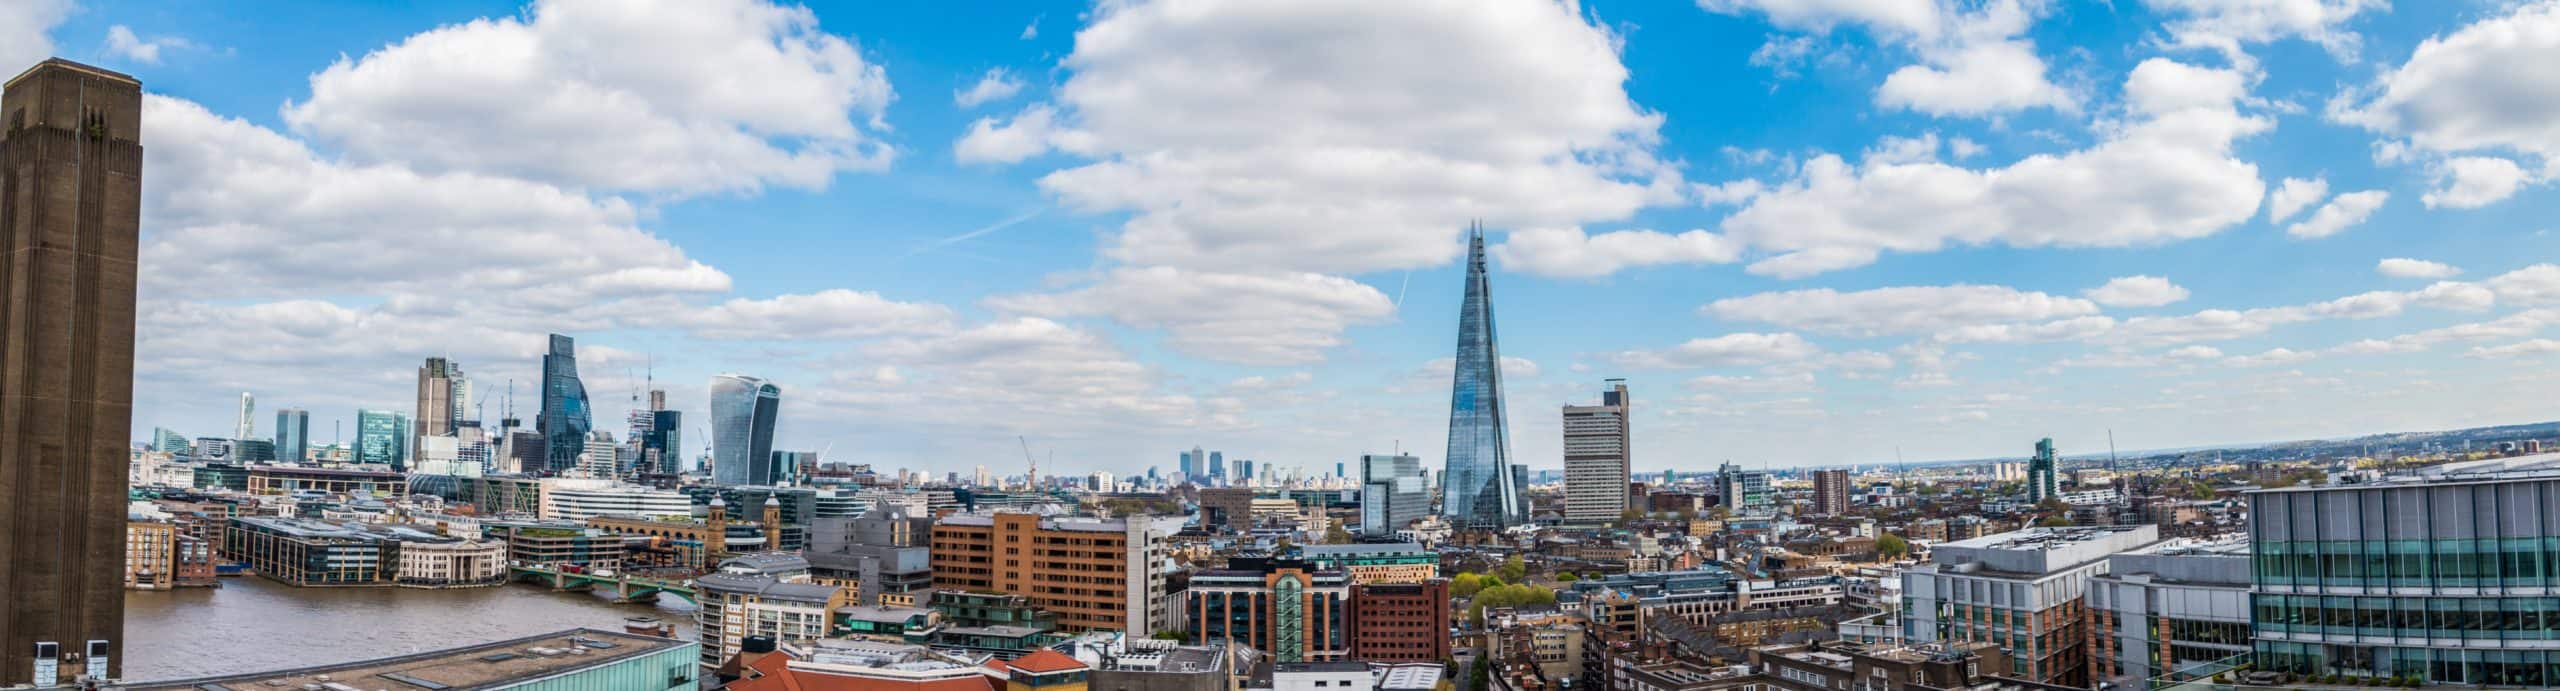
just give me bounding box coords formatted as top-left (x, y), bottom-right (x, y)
top-left (1324, 525), bottom-right (1354, 544)
top-left (1558, 571), bottom-right (1579, 582)
top-left (1468, 654), bottom-right (1492, 691)
top-left (1876, 533), bottom-right (1909, 560)
top-left (1495, 554), bottom-right (1527, 583)
top-left (1466, 583), bottom-right (1558, 627)
top-left (1451, 572), bottom-right (1488, 599)
top-left (2037, 515), bottom-right (2074, 527)
top-left (1151, 630), bottom-right (1187, 641)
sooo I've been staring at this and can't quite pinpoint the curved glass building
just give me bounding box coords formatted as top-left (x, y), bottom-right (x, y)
top-left (709, 374), bottom-right (781, 487)
top-left (1441, 226), bottom-right (1526, 529)
top-left (537, 334), bottom-right (591, 472)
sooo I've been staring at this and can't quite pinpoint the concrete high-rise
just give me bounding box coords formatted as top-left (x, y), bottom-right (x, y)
top-left (414, 357), bottom-right (461, 453)
top-left (1811, 468), bottom-right (1851, 516)
top-left (2027, 437), bottom-right (2059, 504)
top-left (273, 408), bottom-right (310, 463)
top-left (537, 334), bottom-right (591, 472)
top-left (0, 58), bottom-right (143, 686)
top-left (1441, 225), bottom-right (1525, 529)
top-left (1562, 379), bottom-right (1631, 524)
top-left (709, 374), bottom-right (780, 486)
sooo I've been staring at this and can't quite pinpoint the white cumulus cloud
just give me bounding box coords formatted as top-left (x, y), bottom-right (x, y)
top-left (2285, 190), bottom-right (2386, 238)
top-left (2084, 275), bottom-right (2191, 307)
top-left (2377, 258), bottom-right (2461, 279)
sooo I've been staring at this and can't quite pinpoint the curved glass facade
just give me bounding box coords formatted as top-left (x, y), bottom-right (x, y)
top-left (709, 374), bottom-right (780, 487)
top-left (537, 334), bottom-right (591, 472)
top-left (1440, 227), bottom-right (1524, 529)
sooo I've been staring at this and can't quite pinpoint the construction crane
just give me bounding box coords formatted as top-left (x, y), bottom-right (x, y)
top-left (1019, 436), bottom-right (1040, 490)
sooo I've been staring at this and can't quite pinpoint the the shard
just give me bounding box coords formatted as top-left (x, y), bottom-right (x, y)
top-left (1441, 224), bottom-right (1527, 529)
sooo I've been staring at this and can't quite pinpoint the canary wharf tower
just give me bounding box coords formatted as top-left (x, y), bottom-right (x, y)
top-left (1441, 225), bottom-right (1527, 529)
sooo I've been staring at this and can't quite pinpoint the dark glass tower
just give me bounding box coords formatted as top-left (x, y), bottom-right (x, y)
top-left (644, 409), bottom-right (682, 475)
top-left (0, 58), bottom-right (142, 686)
top-left (1441, 225), bottom-right (1526, 529)
top-left (537, 334), bottom-right (591, 472)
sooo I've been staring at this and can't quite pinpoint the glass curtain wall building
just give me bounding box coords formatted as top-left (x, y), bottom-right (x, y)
top-left (1360, 453), bottom-right (1427, 537)
top-left (536, 334), bottom-right (591, 472)
top-left (710, 374), bottom-right (781, 486)
top-left (2248, 453), bottom-right (2560, 687)
top-left (354, 409), bottom-right (410, 469)
top-left (1440, 225), bottom-right (1525, 529)
top-left (273, 408), bottom-right (309, 463)
top-left (643, 409), bottom-right (683, 475)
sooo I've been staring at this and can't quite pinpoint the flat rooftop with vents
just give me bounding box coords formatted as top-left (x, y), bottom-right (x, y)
top-left (126, 628), bottom-right (695, 691)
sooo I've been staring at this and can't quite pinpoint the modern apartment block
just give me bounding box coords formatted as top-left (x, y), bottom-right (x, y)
top-left (1562, 379), bottom-right (1632, 524)
top-left (0, 58), bottom-right (143, 686)
top-left (1902, 524), bottom-right (2160, 688)
top-left (125, 520), bottom-right (177, 590)
top-left (2089, 536), bottom-right (2251, 685)
top-left (928, 511), bottom-right (1182, 634)
top-left (2247, 453), bottom-right (2560, 687)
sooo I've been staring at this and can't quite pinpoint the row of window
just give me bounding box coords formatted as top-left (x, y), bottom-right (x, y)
top-left (2256, 642), bottom-right (2560, 687)
top-left (2254, 594), bottom-right (2560, 639)
top-left (2254, 538), bottom-right (2560, 587)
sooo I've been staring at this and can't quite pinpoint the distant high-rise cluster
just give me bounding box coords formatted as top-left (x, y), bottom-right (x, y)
top-left (1441, 226), bottom-right (1527, 529)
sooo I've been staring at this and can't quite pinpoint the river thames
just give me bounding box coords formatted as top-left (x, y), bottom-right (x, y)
top-left (120, 577), bottom-right (698, 681)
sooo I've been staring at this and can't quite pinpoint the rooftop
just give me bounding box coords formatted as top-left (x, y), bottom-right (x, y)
top-left (127, 628), bottom-right (683, 690)
top-left (2254, 451), bottom-right (2560, 492)
top-left (1299, 542), bottom-right (1431, 556)
top-left (1940, 525), bottom-right (2151, 551)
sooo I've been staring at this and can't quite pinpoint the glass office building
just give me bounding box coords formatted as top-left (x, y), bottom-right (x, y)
top-left (1440, 226), bottom-right (1524, 529)
top-left (354, 409), bottom-right (409, 470)
top-left (273, 408), bottom-right (309, 463)
top-left (2248, 453), bottom-right (2560, 686)
top-left (709, 374), bottom-right (781, 487)
top-left (537, 334), bottom-right (591, 472)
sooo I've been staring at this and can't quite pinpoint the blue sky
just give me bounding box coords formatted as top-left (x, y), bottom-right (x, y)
top-left (13, 0), bottom-right (2560, 478)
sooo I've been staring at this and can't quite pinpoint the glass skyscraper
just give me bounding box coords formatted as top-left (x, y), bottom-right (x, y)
top-left (709, 374), bottom-right (781, 486)
top-left (536, 334), bottom-right (591, 472)
top-left (1361, 453), bottom-right (1427, 537)
top-left (1441, 225), bottom-right (1526, 529)
top-left (273, 408), bottom-right (309, 463)
top-left (643, 409), bottom-right (683, 475)
top-left (354, 409), bottom-right (410, 469)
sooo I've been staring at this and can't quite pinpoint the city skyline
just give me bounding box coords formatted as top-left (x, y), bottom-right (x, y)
top-left (13, 0), bottom-right (2560, 477)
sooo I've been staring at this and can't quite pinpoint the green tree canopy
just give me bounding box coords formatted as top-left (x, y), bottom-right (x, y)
top-left (1876, 533), bottom-right (1909, 560)
top-left (1495, 554), bottom-right (1527, 583)
top-left (1466, 583), bottom-right (1558, 627)
top-left (1557, 571), bottom-right (1579, 582)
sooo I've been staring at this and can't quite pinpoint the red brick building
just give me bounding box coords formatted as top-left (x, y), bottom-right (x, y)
top-left (1350, 579), bottom-right (1451, 662)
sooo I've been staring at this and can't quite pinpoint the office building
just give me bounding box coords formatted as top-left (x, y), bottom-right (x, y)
top-left (1350, 580), bottom-right (1452, 662)
top-left (246, 466), bottom-right (405, 496)
top-left (192, 437), bottom-right (234, 462)
top-left (2027, 437), bottom-right (2059, 504)
top-left (1812, 469), bottom-right (1851, 516)
top-left (929, 511), bottom-right (1183, 634)
top-left (1717, 462), bottom-right (1771, 512)
top-left (1902, 525), bottom-right (2160, 688)
top-left (710, 374), bottom-right (781, 486)
top-left (127, 629), bottom-right (697, 691)
top-left (230, 438), bottom-right (277, 463)
top-left (1209, 450), bottom-right (1225, 482)
top-left (1359, 453), bottom-right (1428, 536)
top-left (538, 479), bottom-right (694, 521)
top-left (414, 357), bottom-right (463, 452)
top-left (1187, 555), bottom-right (1352, 662)
top-left (1199, 487), bottom-right (1256, 531)
top-left (0, 58), bottom-right (142, 687)
top-left (2247, 453), bottom-right (2560, 686)
top-left (1441, 226), bottom-right (1526, 529)
top-left (537, 333), bottom-right (592, 472)
top-left (273, 408), bottom-right (309, 463)
top-left (1181, 446), bottom-right (1202, 481)
top-left (806, 499), bottom-right (934, 600)
top-left (354, 408), bottom-right (410, 469)
top-left (152, 428), bottom-right (191, 455)
top-left (2089, 537), bottom-right (2250, 685)
top-left (1562, 379), bottom-right (1632, 524)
